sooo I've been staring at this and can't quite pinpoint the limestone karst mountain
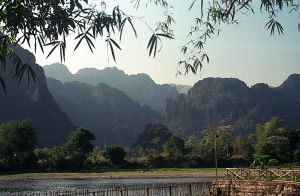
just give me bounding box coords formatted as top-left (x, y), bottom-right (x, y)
top-left (162, 74), bottom-right (300, 140)
top-left (0, 47), bottom-right (74, 147)
top-left (46, 78), bottom-right (160, 146)
top-left (169, 84), bottom-right (192, 94)
top-left (44, 63), bottom-right (179, 111)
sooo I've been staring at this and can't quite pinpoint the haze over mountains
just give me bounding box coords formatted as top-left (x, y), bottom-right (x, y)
top-left (0, 46), bottom-right (74, 147)
top-left (1, 44), bottom-right (299, 148)
top-left (44, 63), bottom-right (179, 111)
top-left (162, 75), bottom-right (300, 140)
top-left (169, 84), bottom-right (192, 94)
top-left (47, 78), bottom-right (159, 146)
top-left (44, 63), bottom-right (300, 146)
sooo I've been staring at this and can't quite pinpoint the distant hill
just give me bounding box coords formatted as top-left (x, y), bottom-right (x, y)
top-left (162, 74), bottom-right (300, 140)
top-left (169, 84), bottom-right (192, 94)
top-left (47, 78), bottom-right (160, 147)
top-left (44, 63), bottom-right (179, 111)
top-left (43, 63), bottom-right (75, 82)
top-left (0, 47), bottom-right (74, 147)
top-left (133, 123), bottom-right (173, 151)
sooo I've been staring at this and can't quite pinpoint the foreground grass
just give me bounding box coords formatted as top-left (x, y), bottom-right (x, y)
top-left (0, 168), bottom-right (226, 180)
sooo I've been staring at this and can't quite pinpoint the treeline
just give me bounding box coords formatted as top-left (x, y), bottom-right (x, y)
top-left (0, 117), bottom-right (300, 173)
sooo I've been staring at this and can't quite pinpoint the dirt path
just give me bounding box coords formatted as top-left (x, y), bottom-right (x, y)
top-left (0, 170), bottom-right (225, 181)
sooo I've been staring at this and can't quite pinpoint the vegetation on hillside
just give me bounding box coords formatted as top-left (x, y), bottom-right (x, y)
top-left (46, 78), bottom-right (158, 147)
top-left (162, 74), bottom-right (300, 140)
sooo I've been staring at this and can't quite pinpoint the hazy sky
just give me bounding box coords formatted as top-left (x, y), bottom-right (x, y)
top-left (27, 0), bottom-right (300, 87)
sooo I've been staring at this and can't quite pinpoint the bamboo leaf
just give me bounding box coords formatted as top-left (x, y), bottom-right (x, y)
top-left (147, 34), bottom-right (155, 49)
top-left (17, 65), bottom-right (26, 84)
top-left (109, 38), bottom-right (121, 50)
top-left (0, 77), bottom-right (6, 94)
top-left (47, 43), bottom-right (60, 58)
top-left (153, 36), bottom-right (158, 58)
top-left (28, 65), bottom-right (36, 83)
top-left (128, 18), bottom-right (137, 37)
top-left (85, 36), bottom-right (94, 53)
top-left (120, 18), bottom-right (127, 40)
top-left (74, 36), bottom-right (85, 51)
top-left (135, 0), bottom-right (141, 9)
top-left (156, 33), bottom-right (174, 39)
top-left (44, 41), bottom-right (60, 46)
top-left (37, 36), bottom-right (44, 54)
top-left (148, 35), bottom-right (156, 57)
top-left (108, 41), bottom-right (116, 62)
top-left (189, 0), bottom-right (197, 11)
top-left (74, 33), bottom-right (85, 40)
top-left (34, 37), bottom-right (37, 53)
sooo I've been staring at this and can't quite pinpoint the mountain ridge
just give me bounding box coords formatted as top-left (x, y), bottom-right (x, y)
top-left (43, 63), bottom-right (179, 111)
top-left (0, 47), bottom-right (74, 147)
top-left (162, 74), bottom-right (300, 139)
top-left (46, 78), bottom-right (160, 147)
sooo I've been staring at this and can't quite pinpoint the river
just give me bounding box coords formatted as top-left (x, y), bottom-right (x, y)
top-left (0, 177), bottom-right (213, 195)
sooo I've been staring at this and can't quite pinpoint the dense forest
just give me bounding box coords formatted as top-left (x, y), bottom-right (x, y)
top-left (0, 117), bottom-right (299, 173)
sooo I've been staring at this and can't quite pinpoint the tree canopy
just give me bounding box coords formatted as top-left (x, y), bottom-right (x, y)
top-left (0, 120), bottom-right (37, 171)
top-left (163, 135), bottom-right (185, 159)
top-left (64, 127), bottom-right (95, 155)
top-left (102, 145), bottom-right (126, 166)
top-left (253, 117), bottom-right (300, 165)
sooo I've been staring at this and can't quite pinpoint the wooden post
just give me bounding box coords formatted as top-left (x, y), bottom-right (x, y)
top-left (215, 134), bottom-right (218, 183)
top-left (188, 184), bottom-right (192, 196)
top-left (215, 134), bottom-right (219, 196)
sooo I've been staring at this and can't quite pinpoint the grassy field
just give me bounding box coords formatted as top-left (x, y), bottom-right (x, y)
top-left (0, 168), bottom-right (226, 180)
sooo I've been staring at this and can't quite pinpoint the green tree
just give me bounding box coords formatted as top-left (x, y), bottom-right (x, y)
top-left (254, 117), bottom-right (300, 164)
top-left (232, 136), bottom-right (254, 165)
top-left (103, 145), bottom-right (126, 167)
top-left (265, 136), bottom-right (291, 162)
top-left (64, 128), bottom-right (95, 155)
top-left (163, 136), bottom-right (185, 159)
top-left (85, 146), bottom-right (112, 170)
top-left (134, 123), bottom-right (173, 152)
top-left (202, 125), bottom-right (234, 158)
top-left (36, 146), bottom-right (67, 171)
top-left (197, 136), bottom-right (214, 165)
top-left (185, 135), bottom-right (199, 151)
top-left (36, 128), bottom-right (95, 171)
top-left (294, 149), bottom-right (300, 162)
top-left (0, 120), bottom-right (37, 171)
top-left (198, 125), bottom-right (234, 166)
top-left (62, 128), bottom-right (95, 169)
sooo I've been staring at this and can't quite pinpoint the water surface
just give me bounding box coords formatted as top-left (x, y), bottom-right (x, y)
top-left (0, 177), bottom-right (213, 195)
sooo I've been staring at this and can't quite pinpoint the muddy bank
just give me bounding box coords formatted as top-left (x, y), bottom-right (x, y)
top-left (0, 171), bottom-right (225, 181)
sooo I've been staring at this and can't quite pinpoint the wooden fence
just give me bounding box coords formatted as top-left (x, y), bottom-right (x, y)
top-left (226, 168), bottom-right (300, 180)
top-left (5, 182), bottom-right (212, 196)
